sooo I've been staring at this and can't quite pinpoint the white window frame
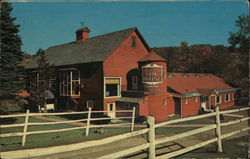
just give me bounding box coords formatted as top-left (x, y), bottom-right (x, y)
top-left (185, 98), bottom-right (188, 104)
top-left (87, 100), bottom-right (94, 109)
top-left (225, 94), bottom-right (231, 102)
top-left (195, 97), bottom-right (198, 103)
top-left (216, 95), bottom-right (222, 104)
top-left (104, 77), bottom-right (121, 99)
top-left (233, 93), bottom-right (237, 100)
top-left (164, 99), bottom-right (167, 106)
top-left (59, 69), bottom-right (80, 96)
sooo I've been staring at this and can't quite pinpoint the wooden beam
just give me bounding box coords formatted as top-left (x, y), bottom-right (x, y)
top-left (155, 112), bottom-right (216, 128)
top-left (156, 124), bottom-right (216, 145)
top-left (156, 137), bottom-right (218, 159)
top-left (97, 143), bottom-right (149, 159)
top-left (147, 116), bottom-right (156, 159)
top-left (215, 106), bottom-right (222, 152)
top-left (22, 110), bottom-right (30, 146)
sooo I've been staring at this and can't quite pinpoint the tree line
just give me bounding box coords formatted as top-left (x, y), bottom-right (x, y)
top-left (152, 15), bottom-right (249, 98)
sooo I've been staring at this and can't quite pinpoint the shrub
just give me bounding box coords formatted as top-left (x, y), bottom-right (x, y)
top-left (135, 116), bottom-right (146, 124)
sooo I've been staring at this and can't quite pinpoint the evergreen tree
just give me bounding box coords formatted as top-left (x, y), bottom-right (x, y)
top-left (0, 2), bottom-right (24, 99)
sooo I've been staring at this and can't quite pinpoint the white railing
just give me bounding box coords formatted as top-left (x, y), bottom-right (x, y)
top-left (0, 107), bottom-right (136, 146)
top-left (1, 107), bottom-right (249, 159)
top-left (99, 106), bottom-right (250, 159)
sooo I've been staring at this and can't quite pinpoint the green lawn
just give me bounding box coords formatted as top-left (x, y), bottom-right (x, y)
top-left (0, 115), bottom-right (142, 152)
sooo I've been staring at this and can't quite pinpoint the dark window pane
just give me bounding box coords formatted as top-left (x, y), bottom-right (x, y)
top-left (106, 84), bottom-right (118, 97)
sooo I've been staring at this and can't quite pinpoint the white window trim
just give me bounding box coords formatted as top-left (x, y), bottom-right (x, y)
top-left (225, 94), bottom-right (231, 102)
top-left (195, 97), bottom-right (198, 103)
top-left (216, 95), bottom-right (222, 104)
top-left (104, 77), bottom-right (122, 99)
top-left (185, 98), bottom-right (188, 104)
top-left (59, 69), bottom-right (80, 97)
top-left (233, 93), bottom-right (237, 100)
top-left (164, 99), bottom-right (167, 106)
top-left (87, 100), bottom-right (94, 109)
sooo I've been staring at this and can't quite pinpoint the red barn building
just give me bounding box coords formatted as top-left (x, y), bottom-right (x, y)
top-left (26, 27), bottom-right (239, 122)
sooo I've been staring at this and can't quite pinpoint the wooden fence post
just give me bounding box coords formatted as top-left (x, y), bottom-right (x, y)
top-left (85, 107), bottom-right (91, 136)
top-left (215, 106), bottom-right (222, 152)
top-left (131, 107), bottom-right (136, 132)
top-left (147, 116), bottom-right (156, 159)
top-left (22, 109), bottom-right (30, 147)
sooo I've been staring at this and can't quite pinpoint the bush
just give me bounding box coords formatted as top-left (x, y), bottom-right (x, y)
top-left (135, 116), bottom-right (146, 124)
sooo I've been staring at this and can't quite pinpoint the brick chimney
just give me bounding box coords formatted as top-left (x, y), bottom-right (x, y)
top-left (75, 27), bottom-right (90, 43)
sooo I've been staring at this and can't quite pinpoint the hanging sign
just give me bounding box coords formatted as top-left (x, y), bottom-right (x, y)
top-left (142, 64), bottom-right (162, 84)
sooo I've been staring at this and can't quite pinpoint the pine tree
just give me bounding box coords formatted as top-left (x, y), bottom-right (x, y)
top-left (0, 2), bottom-right (24, 99)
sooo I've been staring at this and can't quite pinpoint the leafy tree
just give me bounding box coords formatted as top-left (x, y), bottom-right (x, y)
top-left (228, 15), bottom-right (249, 53)
top-left (228, 15), bottom-right (249, 98)
top-left (29, 49), bottom-right (55, 112)
top-left (0, 2), bottom-right (24, 99)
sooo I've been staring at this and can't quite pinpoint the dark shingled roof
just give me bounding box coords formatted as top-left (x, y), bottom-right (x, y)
top-left (26, 27), bottom-right (145, 69)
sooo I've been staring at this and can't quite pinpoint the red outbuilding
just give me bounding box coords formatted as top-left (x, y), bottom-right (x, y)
top-left (26, 27), bottom-right (239, 122)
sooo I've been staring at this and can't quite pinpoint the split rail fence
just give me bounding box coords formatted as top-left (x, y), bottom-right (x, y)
top-left (0, 107), bottom-right (136, 147)
top-left (98, 106), bottom-right (250, 159)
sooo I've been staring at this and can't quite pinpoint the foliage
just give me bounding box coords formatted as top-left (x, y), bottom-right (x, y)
top-left (153, 42), bottom-right (248, 98)
top-left (0, 2), bottom-right (24, 99)
top-left (29, 49), bottom-right (55, 111)
top-left (228, 15), bottom-right (249, 53)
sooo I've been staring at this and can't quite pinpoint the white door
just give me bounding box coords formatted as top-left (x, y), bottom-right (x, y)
top-left (107, 103), bottom-right (116, 118)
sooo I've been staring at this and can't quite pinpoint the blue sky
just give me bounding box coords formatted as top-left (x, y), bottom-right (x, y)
top-left (11, 1), bottom-right (248, 55)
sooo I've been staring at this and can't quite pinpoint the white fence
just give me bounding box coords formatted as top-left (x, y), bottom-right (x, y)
top-left (0, 107), bottom-right (136, 146)
top-left (99, 106), bottom-right (250, 159)
top-left (1, 107), bottom-right (249, 159)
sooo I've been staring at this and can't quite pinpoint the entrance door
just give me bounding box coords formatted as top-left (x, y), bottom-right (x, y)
top-left (107, 103), bottom-right (116, 118)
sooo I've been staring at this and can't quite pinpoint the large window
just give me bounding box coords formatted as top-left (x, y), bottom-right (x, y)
top-left (30, 72), bottom-right (56, 92)
top-left (104, 77), bottom-right (121, 98)
top-left (59, 69), bottom-right (80, 96)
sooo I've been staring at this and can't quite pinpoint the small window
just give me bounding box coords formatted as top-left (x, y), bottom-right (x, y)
top-left (225, 94), bottom-right (230, 102)
top-left (87, 100), bottom-right (94, 109)
top-left (105, 77), bottom-right (121, 98)
top-left (233, 93), bottom-right (237, 100)
top-left (131, 36), bottom-right (137, 48)
top-left (216, 95), bottom-right (221, 104)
